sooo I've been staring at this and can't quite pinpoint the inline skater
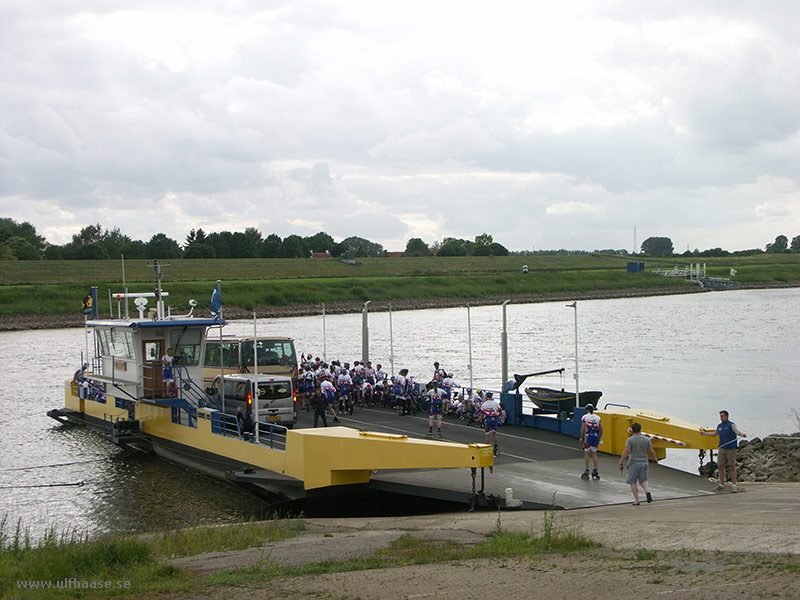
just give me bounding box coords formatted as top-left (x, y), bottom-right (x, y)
top-left (361, 379), bottom-right (375, 408)
top-left (426, 381), bottom-right (446, 438)
top-left (319, 376), bottom-right (340, 423)
top-left (298, 365), bottom-right (315, 411)
top-left (374, 363), bottom-right (388, 405)
top-left (337, 368), bottom-right (354, 414)
top-left (480, 391), bottom-right (502, 456)
top-left (394, 368), bottom-right (410, 415)
top-left (441, 372), bottom-right (456, 405)
top-left (431, 361), bottom-right (446, 384)
top-left (580, 404), bottom-right (602, 479)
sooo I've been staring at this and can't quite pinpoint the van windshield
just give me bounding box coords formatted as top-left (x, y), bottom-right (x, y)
top-left (242, 340), bottom-right (296, 367)
top-left (258, 381), bottom-right (291, 399)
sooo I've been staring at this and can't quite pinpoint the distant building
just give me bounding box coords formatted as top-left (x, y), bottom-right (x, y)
top-left (311, 251), bottom-right (332, 259)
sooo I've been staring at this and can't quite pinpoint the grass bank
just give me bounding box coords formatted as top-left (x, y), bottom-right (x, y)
top-left (0, 515), bottom-right (305, 599)
top-left (1, 511), bottom-right (596, 599)
top-left (1, 254), bottom-right (799, 319)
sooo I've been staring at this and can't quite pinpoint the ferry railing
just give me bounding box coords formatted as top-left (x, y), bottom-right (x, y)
top-left (254, 421), bottom-right (288, 451)
top-left (208, 411), bottom-right (287, 451)
top-left (211, 411), bottom-right (244, 438)
top-left (174, 366), bottom-right (220, 410)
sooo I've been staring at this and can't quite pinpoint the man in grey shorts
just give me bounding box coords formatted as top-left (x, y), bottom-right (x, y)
top-left (618, 422), bottom-right (658, 505)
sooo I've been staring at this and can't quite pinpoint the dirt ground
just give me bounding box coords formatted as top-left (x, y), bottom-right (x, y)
top-left (242, 555), bottom-right (795, 600)
top-left (166, 483), bottom-right (800, 600)
top-left (178, 548), bottom-right (799, 600)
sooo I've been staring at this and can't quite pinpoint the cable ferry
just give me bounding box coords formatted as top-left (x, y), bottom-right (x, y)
top-left (49, 273), bottom-right (493, 505)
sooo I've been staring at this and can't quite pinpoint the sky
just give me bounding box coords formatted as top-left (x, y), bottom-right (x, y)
top-left (1, 1), bottom-right (799, 253)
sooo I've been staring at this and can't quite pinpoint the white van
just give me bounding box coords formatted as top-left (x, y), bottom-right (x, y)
top-left (207, 373), bottom-right (297, 431)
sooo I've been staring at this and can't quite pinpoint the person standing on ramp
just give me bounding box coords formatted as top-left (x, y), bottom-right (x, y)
top-left (580, 404), bottom-right (602, 479)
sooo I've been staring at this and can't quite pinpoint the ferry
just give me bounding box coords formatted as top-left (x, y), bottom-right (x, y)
top-left (49, 270), bottom-right (726, 512)
top-left (49, 279), bottom-right (494, 507)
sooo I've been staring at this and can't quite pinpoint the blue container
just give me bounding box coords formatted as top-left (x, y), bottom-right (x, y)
top-left (627, 262), bottom-right (645, 273)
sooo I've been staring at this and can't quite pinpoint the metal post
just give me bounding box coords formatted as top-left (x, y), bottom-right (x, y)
top-left (322, 303), bottom-right (327, 363)
top-left (566, 301), bottom-right (579, 403)
top-left (386, 303), bottom-right (394, 377)
top-left (122, 254), bottom-right (129, 319)
top-left (362, 300), bottom-right (371, 364)
top-left (501, 300), bottom-right (510, 389)
top-left (466, 304), bottom-right (474, 390)
top-left (253, 311), bottom-right (259, 444)
top-left (219, 281), bottom-right (225, 419)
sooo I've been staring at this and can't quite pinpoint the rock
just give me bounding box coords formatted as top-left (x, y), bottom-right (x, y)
top-left (726, 433), bottom-right (800, 483)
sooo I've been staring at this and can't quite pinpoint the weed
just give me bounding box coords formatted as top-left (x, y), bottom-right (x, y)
top-left (542, 492), bottom-right (557, 550)
top-left (633, 549), bottom-right (657, 561)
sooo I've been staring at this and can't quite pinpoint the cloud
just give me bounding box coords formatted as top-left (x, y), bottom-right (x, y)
top-left (1, 1), bottom-right (799, 252)
top-left (546, 202), bottom-right (606, 217)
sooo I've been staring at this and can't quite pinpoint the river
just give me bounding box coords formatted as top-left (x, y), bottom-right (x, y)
top-left (1, 288), bottom-right (797, 540)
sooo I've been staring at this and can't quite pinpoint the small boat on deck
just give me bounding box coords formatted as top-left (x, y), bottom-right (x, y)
top-left (523, 387), bottom-right (602, 414)
top-left (512, 368), bottom-right (601, 415)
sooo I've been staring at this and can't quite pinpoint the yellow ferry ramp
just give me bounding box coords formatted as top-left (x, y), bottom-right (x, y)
top-left (596, 407), bottom-right (717, 459)
top-left (285, 427), bottom-right (495, 490)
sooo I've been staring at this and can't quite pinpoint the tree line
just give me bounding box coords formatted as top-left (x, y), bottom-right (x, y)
top-left (0, 219), bottom-right (509, 260)
top-left (639, 235), bottom-right (800, 258)
top-left (2, 218), bottom-right (796, 261)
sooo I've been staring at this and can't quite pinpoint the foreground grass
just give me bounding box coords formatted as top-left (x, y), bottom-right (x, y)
top-left (0, 516), bottom-right (304, 599)
top-left (2, 253), bottom-right (799, 316)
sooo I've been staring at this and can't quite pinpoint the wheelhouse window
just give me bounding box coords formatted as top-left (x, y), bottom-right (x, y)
top-left (96, 328), bottom-right (134, 359)
top-left (170, 329), bottom-right (202, 366)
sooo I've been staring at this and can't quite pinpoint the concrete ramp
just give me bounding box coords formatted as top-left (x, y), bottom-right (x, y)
top-left (331, 409), bottom-right (716, 510)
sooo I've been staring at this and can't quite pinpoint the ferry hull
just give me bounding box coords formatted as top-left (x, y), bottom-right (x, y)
top-left (55, 381), bottom-right (494, 506)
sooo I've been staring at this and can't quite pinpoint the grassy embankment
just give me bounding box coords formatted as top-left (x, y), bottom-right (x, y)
top-left (0, 512), bottom-right (596, 599)
top-left (1, 253), bottom-right (799, 317)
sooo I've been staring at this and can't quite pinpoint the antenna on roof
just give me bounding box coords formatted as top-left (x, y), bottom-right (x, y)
top-left (146, 259), bottom-right (171, 320)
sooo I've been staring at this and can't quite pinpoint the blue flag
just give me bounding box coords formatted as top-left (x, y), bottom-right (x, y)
top-left (210, 283), bottom-right (221, 318)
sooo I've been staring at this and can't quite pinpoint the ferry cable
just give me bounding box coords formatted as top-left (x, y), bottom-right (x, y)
top-left (0, 481), bottom-right (85, 489)
top-left (2, 459), bottom-right (105, 472)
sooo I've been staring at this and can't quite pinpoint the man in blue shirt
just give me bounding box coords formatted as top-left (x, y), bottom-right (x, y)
top-left (701, 410), bottom-right (746, 492)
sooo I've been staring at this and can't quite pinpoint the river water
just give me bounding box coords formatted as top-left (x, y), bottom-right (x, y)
top-left (1, 288), bottom-right (798, 540)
